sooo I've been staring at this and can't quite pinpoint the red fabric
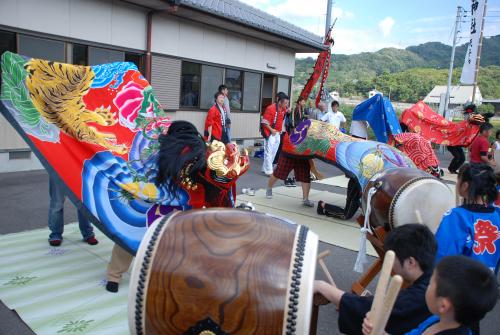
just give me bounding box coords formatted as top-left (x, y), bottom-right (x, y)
top-left (470, 135), bottom-right (490, 163)
top-left (204, 105), bottom-right (223, 141)
top-left (392, 133), bottom-right (439, 171)
top-left (299, 30), bottom-right (334, 107)
top-left (273, 154), bottom-right (311, 183)
top-left (261, 104), bottom-right (286, 138)
top-left (401, 101), bottom-right (479, 146)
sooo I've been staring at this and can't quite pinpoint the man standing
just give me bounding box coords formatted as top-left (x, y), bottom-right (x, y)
top-left (218, 84), bottom-right (232, 142)
top-left (48, 177), bottom-right (98, 246)
top-left (320, 100), bottom-right (346, 129)
top-left (308, 101), bottom-right (328, 121)
top-left (205, 92), bottom-right (229, 144)
top-left (350, 120), bottom-right (369, 140)
top-left (470, 123), bottom-right (496, 167)
top-left (261, 93), bottom-right (288, 176)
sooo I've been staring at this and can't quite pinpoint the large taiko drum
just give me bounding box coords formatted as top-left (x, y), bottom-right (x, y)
top-left (362, 167), bottom-right (454, 233)
top-left (129, 208), bottom-right (318, 335)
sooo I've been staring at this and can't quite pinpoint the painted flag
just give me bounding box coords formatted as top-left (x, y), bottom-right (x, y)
top-left (460, 0), bottom-right (486, 84)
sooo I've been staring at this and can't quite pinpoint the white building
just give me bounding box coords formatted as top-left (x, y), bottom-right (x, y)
top-left (0, 0), bottom-right (324, 172)
top-left (424, 85), bottom-right (482, 110)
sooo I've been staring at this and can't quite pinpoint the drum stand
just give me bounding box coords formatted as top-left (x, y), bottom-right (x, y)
top-left (351, 215), bottom-right (387, 295)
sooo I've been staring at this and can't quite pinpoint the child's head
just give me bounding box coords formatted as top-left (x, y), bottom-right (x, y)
top-left (479, 123), bottom-right (493, 137)
top-left (457, 163), bottom-right (497, 204)
top-left (383, 224), bottom-right (437, 281)
top-left (425, 256), bottom-right (498, 326)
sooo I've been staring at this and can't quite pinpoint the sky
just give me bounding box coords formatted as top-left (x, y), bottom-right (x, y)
top-left (239, 0), bottom-right (500, 57)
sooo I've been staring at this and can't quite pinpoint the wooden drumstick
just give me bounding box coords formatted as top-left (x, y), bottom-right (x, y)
top-left (369, 250), bottom-right (396, 327)
top-left (415, 210), bottom-right (423, 225)
top-left (370, 275), bottom-right (403, 335)
top-left (317, 250), bottom-right (336, 287)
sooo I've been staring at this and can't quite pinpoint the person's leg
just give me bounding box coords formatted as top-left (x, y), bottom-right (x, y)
top-left (267, 154), bottom-right (293, 198)
top-left (77, 209), bottom-right (96, 241)
top-left (301, 182), bottom-right (311, 201)
top-left (447, 146), bottom-right (458, 172)
top-left (48, 177), bottom-right (65, 244)
top-left (294, 159), bottom-right (313, 207)
top-left (106, 243), bottom-right (134, 292)
top-left (457, 147), bottom-right (465, 168)
top-left (269, 134), bottom-right (281, 169)
top-left (262, 138), bottom-right (273, 175)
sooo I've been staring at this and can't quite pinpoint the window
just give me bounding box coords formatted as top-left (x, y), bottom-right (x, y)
top-left (0, 30), bottom-right (16, 58)
top-left (125, 52), bottom-right (145, 73)
top-left (9, 150), bottom-right (31, 160)
top-left (225, 69), bottom-right (242, 111)
top-left (200, 65), bottom-right (223, 109)
top-left (88, 46), bottom-right (124, 65)
top-left (18, 34), bottom-right (65, 62)
top-left (72, 44), bottom-right (88, 65)
top-left (243, 72), bottom-right (261, 111)
top-left (180, 62), bottom-right (201, 108)
top-left (277, 77), bottom-right (291, 97)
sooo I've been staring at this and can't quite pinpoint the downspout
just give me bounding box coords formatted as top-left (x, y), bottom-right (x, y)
top-left (145, 10), bottom-right (154, 82)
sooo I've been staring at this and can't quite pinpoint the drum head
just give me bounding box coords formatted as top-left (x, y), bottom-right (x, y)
top-left (391, 178), bottom-right (454, 233)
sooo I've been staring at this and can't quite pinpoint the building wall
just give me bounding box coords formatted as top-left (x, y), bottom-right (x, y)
top-left (151, 14), bottom-right (295, 77)
top-left (0, 0), bottom-right (147, 51)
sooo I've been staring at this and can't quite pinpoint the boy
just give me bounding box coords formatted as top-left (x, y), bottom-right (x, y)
top-left (320, 100), bottom-right (346, 130)
top-left (469, 123), bottom-right (495, 167)
top-left (362, 256), bottom-right (498, 335)
top-left (314, 224), bottom-right (436, 335)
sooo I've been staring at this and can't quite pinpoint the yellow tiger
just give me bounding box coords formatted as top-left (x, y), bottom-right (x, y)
top-left (24, 59), bottom-right (127, 154)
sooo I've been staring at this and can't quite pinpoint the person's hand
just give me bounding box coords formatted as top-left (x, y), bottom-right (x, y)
top-left (362, 312), bottom-right (373, 335)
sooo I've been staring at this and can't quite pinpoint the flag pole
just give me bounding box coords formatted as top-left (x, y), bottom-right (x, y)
top-left (472, 0), bottom-right (488, 104)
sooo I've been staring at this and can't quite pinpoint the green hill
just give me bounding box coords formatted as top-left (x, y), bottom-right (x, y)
top-left (294, 35), bottom-right (500, 102)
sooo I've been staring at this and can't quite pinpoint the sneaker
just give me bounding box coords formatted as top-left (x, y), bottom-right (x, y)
top-left (85, 236), bottom-right (99, 245)
top-left (284, 178), bottom-right (293, 187)
top-left (290, 177), bottom-right (297, 187)
top-left (303, 199), bottom-right (314, 207)
top-left (49, 239), bottom-right (62, 247)
top-left (266, 188), bottom-right (273, 199)
top-left (106, 281), bottom-right (119, 293)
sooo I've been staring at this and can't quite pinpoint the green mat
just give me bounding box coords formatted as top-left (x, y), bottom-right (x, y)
top-left (0, 224), bottom-right (128, 334)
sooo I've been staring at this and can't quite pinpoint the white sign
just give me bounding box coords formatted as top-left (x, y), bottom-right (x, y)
top-left (460, 0), bottom-right (486, 84)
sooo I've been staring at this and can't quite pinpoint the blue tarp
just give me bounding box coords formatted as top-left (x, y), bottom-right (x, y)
top-left (352, 94), bottom-right (402, 143)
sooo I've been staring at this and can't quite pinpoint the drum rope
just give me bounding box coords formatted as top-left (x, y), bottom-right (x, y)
top-left (354, 187), bottom-right (376, 273)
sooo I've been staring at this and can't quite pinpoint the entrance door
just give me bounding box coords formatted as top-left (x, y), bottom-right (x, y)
top-left (261, 74), bottom-right (276, 112)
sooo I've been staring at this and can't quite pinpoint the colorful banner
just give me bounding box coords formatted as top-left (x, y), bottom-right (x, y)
top-left (460, 0), bottom-right (486, 84)
top-left (0, 52), bottom-right (247, 254)
top-left (282, 119), bottom-right (414, 190)
top-left (401, 101), bottom-right (479, 146)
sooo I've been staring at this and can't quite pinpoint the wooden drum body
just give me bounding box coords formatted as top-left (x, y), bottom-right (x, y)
top-left (129, 209), bottom-right (318, 335)
top-left (362, 167), bottom-right (454, 233)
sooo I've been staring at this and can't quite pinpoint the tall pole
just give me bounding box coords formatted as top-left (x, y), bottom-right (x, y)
top-left (325, 0), bottom-right (333, 36)
top-left (472, 0), bottom-right (488, 104)
top-left (444, 6), bottom-right (462, 118)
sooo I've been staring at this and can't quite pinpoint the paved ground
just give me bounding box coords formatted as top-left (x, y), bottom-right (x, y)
top-left (0, 151), bottom-right (499, 334)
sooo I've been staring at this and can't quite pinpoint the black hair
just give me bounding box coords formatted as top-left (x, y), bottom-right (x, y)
top-left (276, 92), bottom-right (289, 102)
top-left (457, 163), bottom-right (498, 204)
top-left (435, 256), bottom-right (498, 326)
top-left (331, 100), bottom-right (339, 107)
top-left (479, 122), bottom-right (493, 133)
top-left (156, 121), bottom-right (207, 196)
top-left (214, 91), bottom-right (225, 101)
top-left (496, 129), bottom-right (500, 140)
top-left (383, 224), bottom-right (437, 272)
top-left (218, 84), bottom-right (227, 92)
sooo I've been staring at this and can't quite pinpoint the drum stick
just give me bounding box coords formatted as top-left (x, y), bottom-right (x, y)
top-left (415, 210), bottom-right (423, 225)
top-left (370, 275), bottom-right (403, 335)
top-left (317, 250), bottom-right (336, 287)
top-left (369, 250), bottom-right (395, 326)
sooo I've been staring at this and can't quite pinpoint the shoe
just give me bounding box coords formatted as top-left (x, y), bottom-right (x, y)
top-left (266, 188), bottom-right (273, 199)
top-left (49, 239), bottom-right (62, 247)
top-left (290, 177), bottom-right (297, 187)
top-left (85, 236), bottom-right (99, 245)
top-left (303, 199), bottom-right (314, 207)
top-left (106, 281), bottom-right (119, 293)
top-left (284, 178), bottom-right (292, 187)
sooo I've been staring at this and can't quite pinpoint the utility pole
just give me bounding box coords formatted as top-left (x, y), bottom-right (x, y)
top-left (325, 0), bottom-right (333, 36)
top-left (444, 6), bottom-right (462, 119)
top-left (472, 0), bottom-right (488, 104)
